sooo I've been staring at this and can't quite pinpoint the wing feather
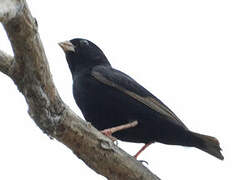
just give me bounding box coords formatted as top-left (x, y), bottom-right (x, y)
top-left (91, 66), bottom-right (187, 128)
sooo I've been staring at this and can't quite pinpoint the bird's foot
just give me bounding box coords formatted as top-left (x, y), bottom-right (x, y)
top-left (101, 129), bottom-right (117, 141)
top-left (138, 160), bottom-right (149, 165)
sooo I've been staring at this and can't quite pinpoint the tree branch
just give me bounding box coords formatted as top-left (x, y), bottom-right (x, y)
top-left (0, 50), bottom-right (13, 76)
top-left (0, 0), bottom-right (24, 23)
top-left (0, 1), bottom-right (160, 179)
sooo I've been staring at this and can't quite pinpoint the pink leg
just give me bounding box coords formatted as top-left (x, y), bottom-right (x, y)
top-left (101, 120), bottom-right (138, 141)
top-left (134, 142), bottom-right (153, 159)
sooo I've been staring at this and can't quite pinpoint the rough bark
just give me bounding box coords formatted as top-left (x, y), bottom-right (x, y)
top-left (0, 50), bottom-right (13, 76)
top-left (0, 1), bottom-right (160, 180)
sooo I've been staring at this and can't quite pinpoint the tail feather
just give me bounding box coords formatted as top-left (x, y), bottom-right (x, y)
top-left (190, 132), bottom-right (224, 160)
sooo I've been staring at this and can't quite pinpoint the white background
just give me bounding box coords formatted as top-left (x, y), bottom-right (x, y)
top-left (0, 0), bottom-right (249, 179)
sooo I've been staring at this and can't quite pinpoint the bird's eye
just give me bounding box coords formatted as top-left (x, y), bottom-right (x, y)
top-left (80, 40), bottom-right (90, 47)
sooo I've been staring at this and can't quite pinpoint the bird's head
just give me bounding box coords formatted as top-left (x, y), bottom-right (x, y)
top-left (59, 38), bottom-right (110, 75)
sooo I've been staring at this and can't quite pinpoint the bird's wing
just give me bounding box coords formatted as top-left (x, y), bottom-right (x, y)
top-left (91, 65), bottom-right (187, 128)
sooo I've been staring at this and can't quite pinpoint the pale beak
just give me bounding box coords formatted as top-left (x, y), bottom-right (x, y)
top-left (58, 41), bottom-right (75, 52)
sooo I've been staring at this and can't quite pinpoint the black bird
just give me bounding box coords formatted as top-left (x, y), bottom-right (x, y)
top-left (59, 38), bottom-right (224, 160)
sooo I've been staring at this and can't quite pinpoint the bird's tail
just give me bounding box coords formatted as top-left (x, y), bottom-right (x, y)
top-left (190, 131), bottom-right (224, 160)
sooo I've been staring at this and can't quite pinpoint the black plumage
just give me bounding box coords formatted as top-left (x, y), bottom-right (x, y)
top-left (59, 38), bottom-right (224, 160)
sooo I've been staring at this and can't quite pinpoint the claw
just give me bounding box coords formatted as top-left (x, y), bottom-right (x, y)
top-left (138, 160), bottom-right (149, 165)
top-left (101, 129), bottom-right (117, 141)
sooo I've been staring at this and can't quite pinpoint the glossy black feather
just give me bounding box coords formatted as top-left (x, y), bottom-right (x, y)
top-left (91, 65), bottom-right (187, 128)
top-left (61, 38), bottom-right (224, 160)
